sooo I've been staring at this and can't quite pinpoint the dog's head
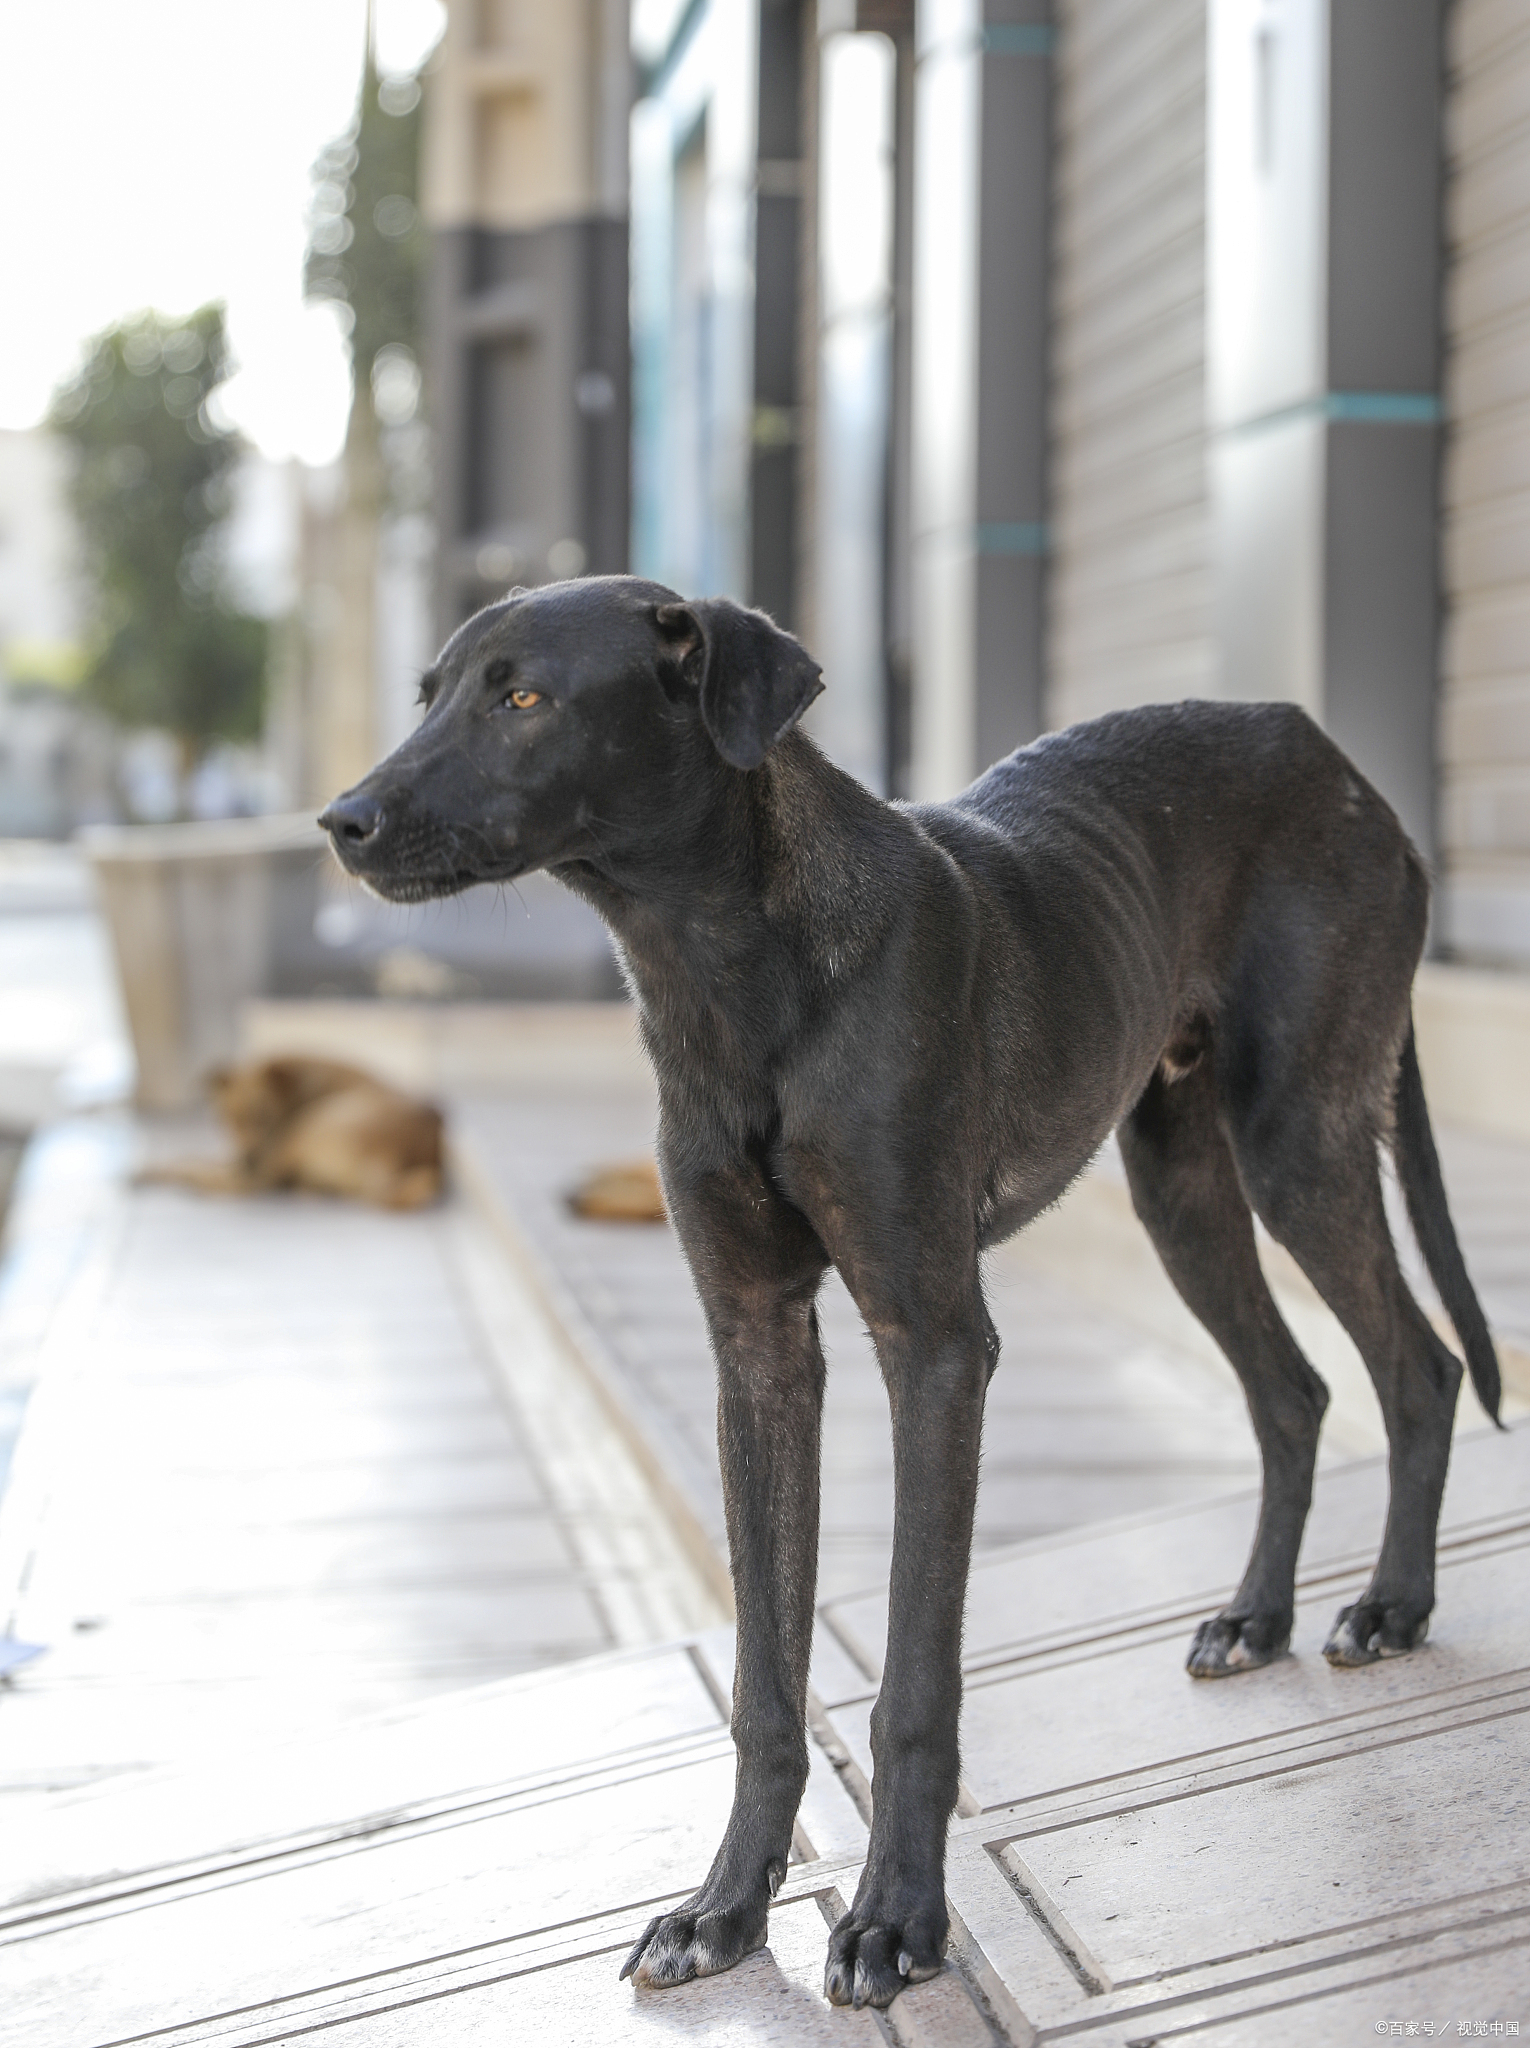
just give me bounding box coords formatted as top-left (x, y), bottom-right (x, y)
top-left (207, 1057), bottom-right (372, 1153)
top-left (318, 576), bottom-right (823, 901)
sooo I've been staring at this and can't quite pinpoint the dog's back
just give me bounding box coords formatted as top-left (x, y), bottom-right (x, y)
top-left (951, 698), bottom-right (1421, 997)
top-left (900, 701), bottom-right (1428, 1218)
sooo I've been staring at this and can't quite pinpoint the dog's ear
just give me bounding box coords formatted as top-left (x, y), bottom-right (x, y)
top-left (653, 598), bottom-right (823, 770)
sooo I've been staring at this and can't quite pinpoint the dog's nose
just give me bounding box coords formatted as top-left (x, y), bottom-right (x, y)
top-left (318, 791), bottom-right (384, 847)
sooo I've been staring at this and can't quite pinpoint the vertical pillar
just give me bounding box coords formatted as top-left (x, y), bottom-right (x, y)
top-left (809, 3), bottom-right (901, 792)
top-left (752, 0), bottom-right (807, 628)
top-left (627, 0), bottom-right (759, 605)
top-left (421, 1), bottom-right (631, 642)
top-left (882, 2), bottom-right (917, 793)
top-left (909, 0), bottom-right (1052, 799)
top-left (1208, 0), bottom-right (1443, 860)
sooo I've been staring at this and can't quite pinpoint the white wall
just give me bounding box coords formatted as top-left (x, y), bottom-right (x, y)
top-left (1046, 0), bottom-right (1214, 729)
top-left (1439, 0), bottom-right (1530, 964)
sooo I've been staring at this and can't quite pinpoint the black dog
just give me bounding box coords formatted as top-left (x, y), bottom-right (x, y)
top-left (321, 577), bottom-right (1499, 2011)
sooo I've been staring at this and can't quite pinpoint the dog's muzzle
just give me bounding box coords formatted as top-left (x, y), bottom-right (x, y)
top-left (318, 790), bottom-right (383, 860)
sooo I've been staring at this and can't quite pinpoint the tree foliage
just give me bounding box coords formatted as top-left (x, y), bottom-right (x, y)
top-left (305, 60), bottom-right (425, 396)
top-left (49, 304), bottom-right (267, 760)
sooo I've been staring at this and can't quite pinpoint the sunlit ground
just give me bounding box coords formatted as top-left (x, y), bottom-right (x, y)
top-left (0, 846), bottom-right (131, 1131)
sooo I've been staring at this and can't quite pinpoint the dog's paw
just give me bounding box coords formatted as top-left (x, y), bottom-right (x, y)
top-left (1186, 1610), bottom-right (1291, 1678)
top-left (1323, 1599), bottom-right (1430, 1668)
top-left (620, 1874), bottom-right (779, 1991)
top-left (823, 1904), bottom-right (946, 2009)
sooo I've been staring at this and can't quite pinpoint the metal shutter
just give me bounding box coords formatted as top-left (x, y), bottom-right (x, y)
top-left (1440, 0), bottom-right (1530, 963)
top-left (1046, 0), bottom-right (1214, 728)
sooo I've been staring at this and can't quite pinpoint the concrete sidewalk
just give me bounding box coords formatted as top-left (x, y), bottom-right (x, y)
top-left (1, 1426), bottom-right (1524, 2045)
top-left (430, 1005), bottom-right (1517, 1612)
top-left (1, 998), bottom-right (1527, 2040)
top-left (0, 1118), bottom-right (712, 1821)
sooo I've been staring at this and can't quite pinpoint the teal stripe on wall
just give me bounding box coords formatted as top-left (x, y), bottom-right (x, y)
top-left (1223, 391), bottom-right (1442, 438)
top-left (1326, 391), bottom-right (1441, 425)
top-left (976, 522), bottom-right (1050, 556)
top-left (983, 25), bottom-right (1055, 56)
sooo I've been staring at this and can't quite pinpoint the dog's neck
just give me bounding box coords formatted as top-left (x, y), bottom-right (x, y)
top-left (557, 732), bottom-right (906, 1112)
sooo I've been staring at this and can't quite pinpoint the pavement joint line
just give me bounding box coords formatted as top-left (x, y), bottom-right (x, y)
top-left (448, 1126), bottom-right (735, 1620)
top-left (0, 1734), bottom-right (744, 1946)
top-left (967, 1688), bottom-right (1530, 1846)
top-left (0, 1619), bottom-right (745, 1865)
top-left (1078, 1875), bottom-right (1530, 1998)
top-left (37, 1898), bottom-right (706, 2048)
top-left (945, 1896), bottom-right (1041, 2048)
top-left (1016, 1907), bottom-right (1530, 2042)
top-left (444, 1197), bottom-right (727, 1644)
top-left (55, 1863), bottom-right (889, 2048)
top-left (966, 1666), bottom-right (1530, 1813)
top-left (84, 1836), bottom-right (1524, 2048)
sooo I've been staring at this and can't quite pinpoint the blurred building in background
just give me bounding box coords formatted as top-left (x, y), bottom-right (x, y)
top-left (421, 0), bottom-right (632, 638)
top-left (21, 2), bottom-right (1530, 978)
top-left (587, 0), bottom-right (1530, 973)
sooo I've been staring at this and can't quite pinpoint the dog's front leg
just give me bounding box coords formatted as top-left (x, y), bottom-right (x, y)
top-left (825, 1306), bottom-right (988, 2009)
top-left (623, 1200), bottom-right (827, 1992)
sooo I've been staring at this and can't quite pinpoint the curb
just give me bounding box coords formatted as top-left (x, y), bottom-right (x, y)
top-left (448, 1126), bottom-right (736, 1620)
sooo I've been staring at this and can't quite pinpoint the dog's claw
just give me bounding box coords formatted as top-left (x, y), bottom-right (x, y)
top-left (897, 1948), bottom-right (913, 1977)
top-left (825, 1958), bottom-right (854, 2005)
top-left (620, 1918), bottom-right (657, 1983)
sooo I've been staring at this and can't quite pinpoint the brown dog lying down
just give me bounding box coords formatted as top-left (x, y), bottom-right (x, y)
top-left (566, 1157), bottom-right (667, 1222)
top-left (141, 1057), bottom-right (444, 1211)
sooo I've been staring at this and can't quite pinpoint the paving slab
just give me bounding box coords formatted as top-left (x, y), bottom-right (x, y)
top-left (0, 846), bottom-right (132, 1130)
top-left (4, 998), bottom-right (1514, 2042)
top-left (454, 1090), bottom-right (1270, 1609)
top-left (806, 1425), bottom-right (1530, 2039)
top-left (1, 1427), bottom-right (1523, 2046)
top-left (0, 1127), bottom-right (630, 1810)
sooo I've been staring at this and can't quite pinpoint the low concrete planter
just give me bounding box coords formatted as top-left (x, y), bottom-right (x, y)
top-left (81, 815), bottom-right (326, 1112)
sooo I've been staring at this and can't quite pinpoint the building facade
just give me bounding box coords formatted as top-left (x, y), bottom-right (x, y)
top-left (1042, 0), bottom-right (1529, 962)
top-left (421, 0), bottom-right (632, 641)
top-left (420, 0), bottom-right (1530, 967)
top-left (1439, 0), bottom-right (1530, 963)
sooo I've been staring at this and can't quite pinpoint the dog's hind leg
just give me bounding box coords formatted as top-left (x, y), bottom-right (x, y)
top-left (1121, 1061), bottom-right (1330, 1676)
top-left (621, 1158), bottom-right (829, 1992)
top-left (1226, 1076), bottom-right (1463, 1667)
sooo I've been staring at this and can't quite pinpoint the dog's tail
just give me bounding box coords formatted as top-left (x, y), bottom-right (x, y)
top-left (1393, 1018), bottom-right (1502, 1424)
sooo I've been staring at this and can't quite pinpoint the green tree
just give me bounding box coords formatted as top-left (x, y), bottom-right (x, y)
top-left (299, 52), bottom-right (428, 797)
top-left (305, 57), bottom-right (425, 421)
top-left (49, 304), bottom-right (267, 780)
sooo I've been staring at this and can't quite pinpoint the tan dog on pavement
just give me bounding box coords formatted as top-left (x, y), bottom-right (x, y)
top-left (141, 1057), bottom-right (444, 1211)
top-left (567, 1157), bottom-right (666, 1222)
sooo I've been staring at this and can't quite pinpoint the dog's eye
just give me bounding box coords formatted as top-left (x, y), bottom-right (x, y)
top-left (506, 688), bottom-right (543, 710)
